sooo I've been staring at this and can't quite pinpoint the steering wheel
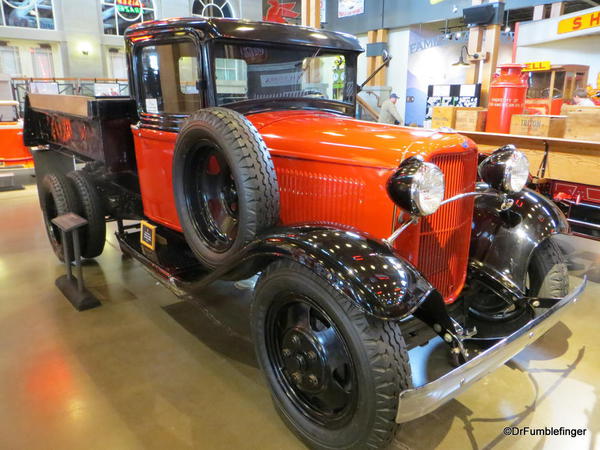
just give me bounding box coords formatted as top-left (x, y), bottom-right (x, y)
top-left (541, 87), bottom-right (563, 99)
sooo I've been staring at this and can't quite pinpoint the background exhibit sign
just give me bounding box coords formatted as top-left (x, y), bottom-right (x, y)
top-left (338, 0), bottom-right (363, 18)
top-left (558, 10), bottom-right (600, 34)
top-left (263, 0), bottom-right (300, 24)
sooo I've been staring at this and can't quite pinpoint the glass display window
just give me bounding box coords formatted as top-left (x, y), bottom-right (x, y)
top-left (102, 0), bottom-right (156, 36)
top-left (0, 45), bottom-right (22, 76)
top-left (192, 0), bottom-right (235, 18)
top-left (0, 0), bottom-right (55, 30)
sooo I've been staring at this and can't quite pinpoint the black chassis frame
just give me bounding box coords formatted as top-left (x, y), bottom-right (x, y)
top-left (24, 17), bottom-right (573, 358)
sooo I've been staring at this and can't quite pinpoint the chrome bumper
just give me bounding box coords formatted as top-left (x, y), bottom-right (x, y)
top-left (395, 277), bottom-right (587, 423)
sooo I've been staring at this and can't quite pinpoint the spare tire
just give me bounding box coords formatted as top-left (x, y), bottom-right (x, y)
top-left (40, 173), bottom-right (81, 262)
top-left (67, 170), bottom-right (106, 259)
top-left (172, 107), bottom-right (280, 269)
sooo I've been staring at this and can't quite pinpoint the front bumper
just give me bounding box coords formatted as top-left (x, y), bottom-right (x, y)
top-left (395, 277), bottom-right (587, 423)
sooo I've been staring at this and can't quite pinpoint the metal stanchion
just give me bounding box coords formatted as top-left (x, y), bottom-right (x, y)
top-left (52, 213), bottom-right (101, 311)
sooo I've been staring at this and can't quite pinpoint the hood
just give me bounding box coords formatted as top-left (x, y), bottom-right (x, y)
top-left (247, 110), bottom-right (475, 169)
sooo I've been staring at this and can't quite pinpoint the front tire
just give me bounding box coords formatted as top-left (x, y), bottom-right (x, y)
top-left (251, 260), bottom-right (411, 450)
top-left (527, 237), bottom-right (569, 298)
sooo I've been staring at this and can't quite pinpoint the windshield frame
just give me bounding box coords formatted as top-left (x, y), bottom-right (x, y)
top-left (206, 39), bottom-right (359, 117)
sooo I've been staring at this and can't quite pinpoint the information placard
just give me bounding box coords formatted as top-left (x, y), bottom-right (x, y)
top-left (140, 220), bottom-right (157, 251)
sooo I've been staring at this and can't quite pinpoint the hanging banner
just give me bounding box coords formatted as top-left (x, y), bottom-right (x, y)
top-left (338, 0), bottom-right (364, 18)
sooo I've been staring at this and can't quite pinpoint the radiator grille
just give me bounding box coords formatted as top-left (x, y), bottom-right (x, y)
top-left (417, 149), bottom-right (478, 302)
top-left (277, 168), bottom-right (366, 227)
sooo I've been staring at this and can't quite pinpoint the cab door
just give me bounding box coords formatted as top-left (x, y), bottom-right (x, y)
top-left (131, 33), bottom-right (204, 231)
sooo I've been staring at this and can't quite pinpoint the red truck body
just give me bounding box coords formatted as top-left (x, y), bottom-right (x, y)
top-left (133, 110), bottom-right (478, 302)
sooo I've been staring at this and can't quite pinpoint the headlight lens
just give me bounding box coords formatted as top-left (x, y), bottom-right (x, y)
top-left (505, 150), bottom-right (529, 192)
top-left (414, 163), bottom-right (445, 215)
top-left (479, 145), bottom-right (530, 193)
top-left (387, 158), bottom-right (445, 216)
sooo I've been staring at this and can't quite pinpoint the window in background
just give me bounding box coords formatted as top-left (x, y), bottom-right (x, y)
top-left (0, 0), bottom-right (55, 30)
top-left (102, 0), bottom-right (156, 36)
top-left (0, 46), bottom-right (22, 76)
top-left (31, 46), bottom-right (54, 78)
top-left (109, 49), bottom-right (128, 79)
top-left (192, 0), bottom-right (235, 18)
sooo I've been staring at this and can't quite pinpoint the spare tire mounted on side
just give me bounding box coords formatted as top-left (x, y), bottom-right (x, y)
top-left (172, 107), bottom-right (280, 269)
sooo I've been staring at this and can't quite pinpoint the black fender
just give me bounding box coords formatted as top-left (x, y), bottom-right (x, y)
top-left (470, 187), bottom-right (569, 297)
top-left (208, 226), bottom-right (435, 320)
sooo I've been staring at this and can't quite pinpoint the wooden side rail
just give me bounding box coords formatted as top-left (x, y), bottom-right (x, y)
top-left (454, 130), bottom-right (600, 186)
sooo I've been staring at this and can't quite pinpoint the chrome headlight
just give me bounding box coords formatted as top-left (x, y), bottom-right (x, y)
top-left (387, 158), bottom-right (445, 216)
top-left (479, 145), bottom-right (530, 193)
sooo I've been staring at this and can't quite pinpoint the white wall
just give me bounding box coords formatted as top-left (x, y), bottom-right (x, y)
top-left (516, 34), bottom-right (600, 87)
top-left (387, 28), bottom-right (410, 116)
top-left (355, 33), bottom-right (367, 84)
top-left (238, 0), bottom-right (263, 20)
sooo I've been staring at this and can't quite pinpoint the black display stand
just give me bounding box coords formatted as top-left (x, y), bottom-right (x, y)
top-left (51, 213), bottom-right (101, 311)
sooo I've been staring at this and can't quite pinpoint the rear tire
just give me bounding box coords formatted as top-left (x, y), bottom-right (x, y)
top-left (251, 260), bottom-right (411, 450)
top-left (39, 173), bottom-right (81, 262)
top-left (172, 107), bottom-right (279, 270)
top-left (67, 170), bottom-right (106, 259)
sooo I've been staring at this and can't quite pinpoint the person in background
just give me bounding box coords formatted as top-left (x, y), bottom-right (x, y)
top-left (379, 93), bottom-right (403, 125)
top-left (573, 88), bottom-right (596, 106)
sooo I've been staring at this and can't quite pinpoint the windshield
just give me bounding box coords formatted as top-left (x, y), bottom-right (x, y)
top-left (213, 42), bottom-right (357, 107)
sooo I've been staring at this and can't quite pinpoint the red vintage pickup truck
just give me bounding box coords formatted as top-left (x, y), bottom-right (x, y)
top-left (24, 17), bottom-right (586, 450)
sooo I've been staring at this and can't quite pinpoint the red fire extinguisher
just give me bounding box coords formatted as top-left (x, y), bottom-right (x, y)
top-left (485, 64), bottom-right (528, 134)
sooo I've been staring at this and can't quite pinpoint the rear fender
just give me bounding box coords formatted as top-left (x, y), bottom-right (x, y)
top-left (215, 226), bottom-right (435, 320)
top-left (470, 188), bottom-right (569, 297)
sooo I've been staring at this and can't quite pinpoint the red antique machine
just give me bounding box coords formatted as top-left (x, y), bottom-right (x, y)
top-left (485, 64), bottom-right (528, 134)
top-left (523, 64), bottom-right (589, 115)
top-left (0, 100), bottom-right (33, 169)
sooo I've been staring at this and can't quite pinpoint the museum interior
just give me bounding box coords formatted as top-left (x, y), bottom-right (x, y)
top-left (1, 0), bottom-right (599, 449)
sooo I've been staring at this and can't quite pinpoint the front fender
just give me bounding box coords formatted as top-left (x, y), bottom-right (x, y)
top-left (470, 188), bottom-right (569, 296)
top-left (227, 226), bottom-right (435, 320)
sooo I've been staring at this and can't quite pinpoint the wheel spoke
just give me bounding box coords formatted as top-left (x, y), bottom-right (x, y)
top-left (284, 302), bottom-right (311, 329)
top-left (315, 327), bottom-right (352, 372)
top-left (313, 377), bottom-right (351, 412)
top-left (219, 215), bottom-right (238, 237)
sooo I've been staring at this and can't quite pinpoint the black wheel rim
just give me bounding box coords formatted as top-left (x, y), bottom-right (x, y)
top-left (265, 294), bottom-right (358, 428)
top-left (186, 141), bottom-right (239, 253)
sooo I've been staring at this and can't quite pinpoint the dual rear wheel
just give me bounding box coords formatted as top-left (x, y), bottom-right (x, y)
top-left (39, 170), bottom-right (106, 261)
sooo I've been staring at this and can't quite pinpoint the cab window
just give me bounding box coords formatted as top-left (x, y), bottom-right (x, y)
top-left (137, 40), bottom-right (201, 114)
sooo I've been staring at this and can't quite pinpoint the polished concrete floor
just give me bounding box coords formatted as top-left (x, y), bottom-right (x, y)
top-left (0, 185), bottom-right (599, 450)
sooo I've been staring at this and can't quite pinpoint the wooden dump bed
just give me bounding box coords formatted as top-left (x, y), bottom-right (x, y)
top-left (24, 93), bottom-right (137, 173)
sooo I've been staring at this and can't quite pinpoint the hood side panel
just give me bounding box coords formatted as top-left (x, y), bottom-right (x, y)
top-left (248, 111), bottom-right (474, 169)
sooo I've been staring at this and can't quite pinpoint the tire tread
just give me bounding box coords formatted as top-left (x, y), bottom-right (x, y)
top-left (254, 260), bottom-right (411, 450)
